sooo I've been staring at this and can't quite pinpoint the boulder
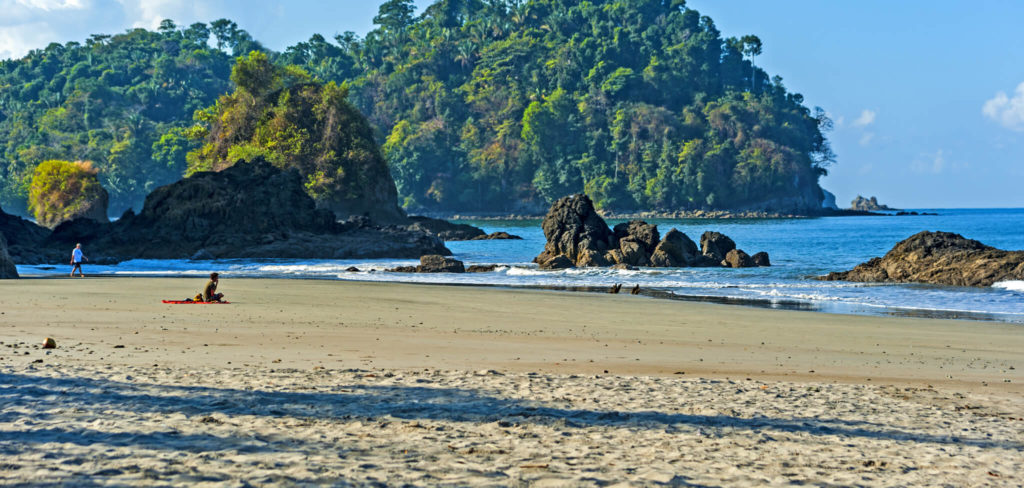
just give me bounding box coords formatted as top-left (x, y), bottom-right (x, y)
top-left (534, 194), bottom-right (615, 267)
top-left (539, 254), bottom-right (575, 270)
top-left (700, 231), bottom-right (736, 262)
top-left (649, 229), bottom-right (698, 267)
top-left (612, 220), bottom-right (660, 254)
top-left (417, 255), bottom-right (466, 273)
top-left (752, 252), bottom-right (771, 267)
top-left (723, 249), bottom-right (755, 268)
top-left (822, 231), bottom-right (1024, 287)
top-left (43, 338), bottom-right (56, 349)
top-left (0, 232), bottom-right (18, 279)
top-left (0, 205), bottom-right (51, 263)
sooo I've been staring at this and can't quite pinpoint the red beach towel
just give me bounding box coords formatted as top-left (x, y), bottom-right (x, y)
top-left (161, 300), bottom-right (231, 304)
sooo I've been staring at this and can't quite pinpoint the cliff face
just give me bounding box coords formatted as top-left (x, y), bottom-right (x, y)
top-left (0, 232), bottom-right (18, 279)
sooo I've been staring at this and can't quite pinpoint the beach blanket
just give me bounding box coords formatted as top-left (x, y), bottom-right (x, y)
top-left (161, 300), bottom-right (231, 304)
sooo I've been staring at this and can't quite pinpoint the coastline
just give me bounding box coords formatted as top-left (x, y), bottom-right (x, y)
top-left (2, 276), bottom-right (1021, 392)
top-left (2, 277), bottom-right (1021, 486)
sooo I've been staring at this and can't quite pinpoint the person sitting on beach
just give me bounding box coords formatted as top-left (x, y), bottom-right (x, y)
top-left (70, 243), bottom-right (88, 278)
top-left (203, 272), bottom-right (225, 302)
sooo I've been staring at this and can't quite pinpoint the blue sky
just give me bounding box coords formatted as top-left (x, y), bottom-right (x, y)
top-left (1, 0), bottom-right (1022, 208)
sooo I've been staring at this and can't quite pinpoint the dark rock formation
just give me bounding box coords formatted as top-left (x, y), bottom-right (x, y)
top-left (752, 252), bottom-right (771, 267)
top-left (417, 255), bottom-right (466, 273)
top-left (0, 232), bottom-right (18, 279)
top-left (534, 194), bottom-right (616, 266)
top-left (822, 231), bottom-right (1024, 287)
top-left (8, 159), bottom-right (449, 263)
top-left (533, 194), bottom-right (770, 270)
top-left (723, 249), bottom-right (755, 268)
top-left (467, 264), bottom-right (498, 273)
top-left (850, 195), bottom-right (895, 211)
top-left (471, 231), bottom-right (523, 240)
top-left (406, 216), bottom-right (486, 240)
top-left (700, 232), bottom-right (736, 263)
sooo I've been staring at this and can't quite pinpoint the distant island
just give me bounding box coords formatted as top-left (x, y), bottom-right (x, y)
top-left (849, 195), bottom-right (896, 211)
top-left (0, 0), bottom-right (836, 218)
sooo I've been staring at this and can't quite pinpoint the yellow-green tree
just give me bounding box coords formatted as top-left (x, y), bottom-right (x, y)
top-left (28, 160), bottom-right (110, 228)
top-left (187, 52), bottom-right (403, 222)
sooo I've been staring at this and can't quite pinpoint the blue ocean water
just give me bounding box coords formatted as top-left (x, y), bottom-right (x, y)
top-left (18, 208), bottom-right (1024, 322)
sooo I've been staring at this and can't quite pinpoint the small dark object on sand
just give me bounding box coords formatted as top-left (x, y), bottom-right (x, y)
top-left (608, 283), bottom-right (622, 294)
top-left (631, 284), bottom-right (640, 295)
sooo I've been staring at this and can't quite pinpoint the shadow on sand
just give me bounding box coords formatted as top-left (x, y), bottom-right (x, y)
top-left (2, 371), bottom-right (1019, 454)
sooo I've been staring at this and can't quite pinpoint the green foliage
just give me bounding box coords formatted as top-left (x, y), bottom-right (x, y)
top-left (303, 0), bottom-right (835, 212)
top-left (0, 20), bottom-right (245, 215)
top-left (1, 1), bottom-right (837, 215)
top-left (28, 160), bottom-right (106, 227)
top-left (187, 55), bottom-right (393, 207)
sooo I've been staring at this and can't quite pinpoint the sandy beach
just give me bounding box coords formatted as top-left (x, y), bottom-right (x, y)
top-left (1, 277), bottom-right (1022, 485)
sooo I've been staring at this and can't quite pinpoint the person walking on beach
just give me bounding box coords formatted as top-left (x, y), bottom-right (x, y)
top-left (203, 272), bottom-right (225, 302)
top-left (70, 243), bottom-right (87, 277)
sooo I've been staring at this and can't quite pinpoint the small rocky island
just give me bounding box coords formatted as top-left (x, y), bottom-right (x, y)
top-left (849, 195), bottom-right (895, 211)
top-left (534, 194), bottom-right (769, 270)
top-left (822, 231), bottom-right (1024, 287)
top-left (0, 232), bottom-right (17, 278)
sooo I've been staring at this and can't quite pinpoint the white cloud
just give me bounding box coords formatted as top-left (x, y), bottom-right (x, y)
top-left (858, 132), bottom-right (874, 146)
top-left (983, 82), bottom-right (1024, 131)
top-left (852, 109), bottom-right (876, 128)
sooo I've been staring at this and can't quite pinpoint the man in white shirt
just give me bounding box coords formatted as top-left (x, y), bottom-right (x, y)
top-left (70, 243), bottom-right (87, 277)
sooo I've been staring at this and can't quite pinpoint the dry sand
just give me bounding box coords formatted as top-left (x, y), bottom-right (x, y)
top-left (1, 277), bottom-right (1022, 486)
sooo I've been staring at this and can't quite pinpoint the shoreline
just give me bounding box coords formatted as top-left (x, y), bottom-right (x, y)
top-left (2, 276), bottom-right (1021, 393)
top-left (15, 272), bottom-right (1024, 325)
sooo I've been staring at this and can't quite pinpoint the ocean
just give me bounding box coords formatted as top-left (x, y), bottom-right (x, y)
top-left (17, 208), bottom-right (1024, 323)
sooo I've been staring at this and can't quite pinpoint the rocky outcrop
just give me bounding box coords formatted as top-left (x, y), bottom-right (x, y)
top-left (10, 159), bottom-right (449, 263)
top-left (404, 216), bottom-right (523, 241)
top-left (700, 232), bottom-right (735, 262)
top-left (822, 231), bottom-right (1024, 287)
top-left (649, 229), bottom-right (699, 267)
top-left (406, 216), bottom-right (486, 240)
top-left (0, 232), bottom-right (18, 278)
top-left (533, 194), bottom-right (770, 269)
top-left (723, 249), bottom-right (754, 268)
top-left (534, 194), bottom-right (616, 266)
top-left (850, 195), bottom-right (894, 211)
top-left (0, 205), bottom-right (53, 263)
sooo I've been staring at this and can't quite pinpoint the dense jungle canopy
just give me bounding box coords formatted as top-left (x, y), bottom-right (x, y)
top-left (0, 0), bottom-right (835, 217)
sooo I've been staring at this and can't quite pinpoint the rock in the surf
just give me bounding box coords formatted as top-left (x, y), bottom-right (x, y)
top-left (534, 194), bottom-right (615, 267)
top-left (752, 251), bottom-right (771, 267)
top-left (822, 231), bottom-right (1024, 287)
top-left (700, 231), bottom-right (736, 263)
top-left (723, 249), bottom-right (755, 268)
top-left (417, 255), bottom-right (466, 273)
top-left (649, 229), bottom-right (699, 267)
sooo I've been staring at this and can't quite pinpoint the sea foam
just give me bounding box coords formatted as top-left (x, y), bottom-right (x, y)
top-left (992, 280), bottom-right (1024, 292)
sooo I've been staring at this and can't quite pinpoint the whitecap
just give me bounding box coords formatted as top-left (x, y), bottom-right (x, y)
top-left (992, 280), bottom-right (1024, 292)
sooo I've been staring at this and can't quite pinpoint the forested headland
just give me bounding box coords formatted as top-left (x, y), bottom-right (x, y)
top-left (0, 0), bottom-right (835, 217)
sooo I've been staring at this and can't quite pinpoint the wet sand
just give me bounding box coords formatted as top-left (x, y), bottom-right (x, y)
top-left (1, 277), bottom-right (1021, 485)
